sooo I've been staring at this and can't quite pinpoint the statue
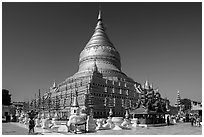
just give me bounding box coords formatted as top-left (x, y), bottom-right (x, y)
top-left (121, 109), bottom-right (131, 129)
top-left (96, 119), bottom-right (104, 130)
top-left (41, 113), bottom-right (51, 129)
top-left (134, 82), bottom-right (168, 114)
top-left (86, 115), bottom-right (97, 132)
top-left (121, 118), bottom-right (131, 129)
top-left (50, 112), bottom-right (60, 132)
top-left (67, 114), bottom-right (87, 133)
top-left (19, 113), bottom-right (24, 123)
top-left (102, 117), bottom-right (114, 129)
top-left (24, 114), bottom-right (29, 124)
top-left (112, 117), bottom-right (123, 130)
top-left (67, 93), bottom-right (89, 133)
top-left (131, 118), bottom-right (138, 127)
top-left (35, 113), bottom-right (41, 127)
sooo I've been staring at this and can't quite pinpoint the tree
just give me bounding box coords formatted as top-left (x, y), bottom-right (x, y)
top-left (2, 89), bottom-right (11, 105)
top-left (180, 98), bottom-right (191, 112)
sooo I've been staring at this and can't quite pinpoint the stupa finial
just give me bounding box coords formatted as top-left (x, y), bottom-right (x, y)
top-left (98, 6), bottom-right (102, 21)
top-left (53, 81), bottom-right (56, 88)
top-left (144, 80), bottom-right (150, 89)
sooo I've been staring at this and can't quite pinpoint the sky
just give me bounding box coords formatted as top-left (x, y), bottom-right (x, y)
top-left (2, 2), bottom-right (202, 105)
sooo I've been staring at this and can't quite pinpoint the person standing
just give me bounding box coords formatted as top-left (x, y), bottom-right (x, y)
top-left (191, 117), bottom-right (194, 126)
top-left (167, 115), bottom-right (170, 126)
top-left (196, 117), bottom-right (200, 127)
top-left (28, 118), bottom-right (35, 134)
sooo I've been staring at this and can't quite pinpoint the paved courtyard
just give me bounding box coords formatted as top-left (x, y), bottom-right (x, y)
top-left (2, 122), bottom-right (35, 135)
top-left (2, 122), bottom-right (202, 135)
top-left (90, 123), bottom-right (202, 135)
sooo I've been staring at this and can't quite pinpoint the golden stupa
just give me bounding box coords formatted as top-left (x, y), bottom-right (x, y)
top-left (43, 10), bottom-right (140, 118)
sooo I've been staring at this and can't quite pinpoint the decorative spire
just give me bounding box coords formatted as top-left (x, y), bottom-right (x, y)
top-left (150, 83), bottom-right (153, 89)
top-left (95, 8), bottom-right (104, 31)
top-left (53, 81), bottom-right (56, 88)
top-left (165, 98), bottom-right (170, 111)
top-left (71, 91), bottom-right (79, 107)
top-left (92, 59), bottom-right (98, 72)
top-left (144, 80), bottom-right (150, 89)
top-left (98, 7), bottom-right (102, 21)
top-left (155, 88), bottom-right (159, 93)
top-left (175, 91), bottom-right (181, 107)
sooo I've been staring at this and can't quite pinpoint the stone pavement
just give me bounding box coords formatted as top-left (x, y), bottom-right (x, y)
top-left (3, 122), bottom-right (202, 135)
top-left (9, 122), bottom-right (67, 135)
top-left (2, 122), bottom-right (30, 135)
top-left (89, 122), bottom-right (202, 135)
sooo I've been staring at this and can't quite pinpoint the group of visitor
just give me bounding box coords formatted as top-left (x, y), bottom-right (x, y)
top-left (168, 113), bottom-right (202, 127)
top-left (170, 115), bottom-right (178, 123)
top-left (170, 114), bottom-right (189, 123)
top-left (190, 115), bottom-right (201, 127)
top-left (18, 110), bottom-right (38, 134)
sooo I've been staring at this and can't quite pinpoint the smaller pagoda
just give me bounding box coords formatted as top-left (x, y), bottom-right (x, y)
top-left (130, 81), bottom-right (169, 125)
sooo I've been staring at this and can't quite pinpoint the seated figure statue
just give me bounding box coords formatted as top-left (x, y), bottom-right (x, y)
top-left (121, 118), bottom-right (131, 129)
top-left (102, 117), bottom-right (114, 129)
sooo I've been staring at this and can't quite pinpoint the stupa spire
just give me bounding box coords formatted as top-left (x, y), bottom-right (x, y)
top-left (175, 90), bottom-right (181, 107)
top-left (95, 8), bottom-right (105, 31)
top-left (150, 83), bottom-right (153, 89)
top-left (98, 7), bottom-right (102, 21)
top-left (144, 80), bottom-right (150, 89)
top-left (52, 81), bottom-right (56, 89)
top-left (53, 81), bottom-right (56, 87)
top-left (71, 90), bottom-right (79, 107)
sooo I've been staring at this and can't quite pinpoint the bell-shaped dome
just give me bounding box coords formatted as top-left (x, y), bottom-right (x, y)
top-left (78, 10), bottom-right (121, 73)
top-left (72, 10), bottom-right (134, 82)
